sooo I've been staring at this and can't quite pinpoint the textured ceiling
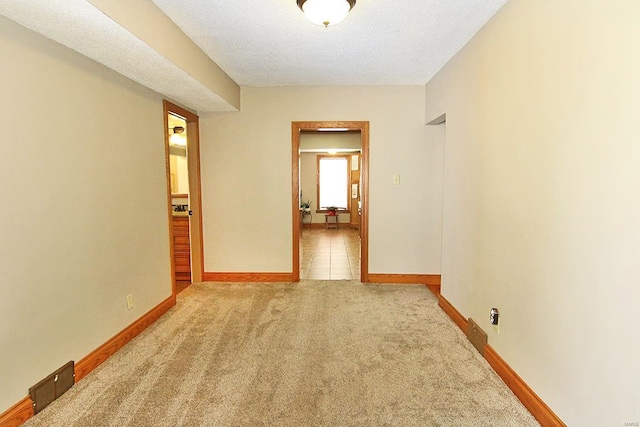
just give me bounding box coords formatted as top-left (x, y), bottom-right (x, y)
top-left (0, 0), bottom-right (507, 111)
top-left (0, 0), bottom-right (237, 112)
top-left (151, 0), bottom-right (508, 86)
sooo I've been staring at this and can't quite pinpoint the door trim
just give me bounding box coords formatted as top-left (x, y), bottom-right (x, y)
top-left (292, 121), bottom-right (369, 282)
top-left (163, 101), bottom-right (204, 295)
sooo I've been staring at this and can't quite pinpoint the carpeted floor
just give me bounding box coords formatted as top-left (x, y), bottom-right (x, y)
top-left (23, 281), bottom-right (539, 427)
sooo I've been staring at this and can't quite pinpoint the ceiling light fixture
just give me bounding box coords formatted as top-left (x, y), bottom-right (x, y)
top-left (297, 0), bottom-right (356, 27)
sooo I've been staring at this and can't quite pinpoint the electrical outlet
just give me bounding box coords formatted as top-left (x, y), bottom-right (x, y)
top-left (490, 307), bottom-right (500, 334)
top-left (393, 174), bottom-right (400, 185)
top-left (126, 294), bottom-right (134, 310)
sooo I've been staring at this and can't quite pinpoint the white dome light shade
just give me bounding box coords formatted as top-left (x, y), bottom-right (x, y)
top-left (170, 133), bottom-right (186, 146)
top-left (297, 0), bottom-right (356, 27)
top-left (169, 126), bottom-right (187, 146)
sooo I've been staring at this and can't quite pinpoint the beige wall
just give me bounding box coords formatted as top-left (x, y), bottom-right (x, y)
top-left (200, 86), bottom-right (444, 274)
top-left (425, 0), bottom-right (640, 424)
top-left (88, 0), bottom-right (240, 110)
top-left (300, 151), bottom-right (356, 224)
top-left (0, 17), bottom-right (171, 412)
top-left (300, 132), bottom-right (362, 152)
top-left (300, 132), bottom-right (362, 224)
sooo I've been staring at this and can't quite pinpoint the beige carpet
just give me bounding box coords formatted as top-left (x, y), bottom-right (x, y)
top-left (24, 281), bottom-right (539, 427)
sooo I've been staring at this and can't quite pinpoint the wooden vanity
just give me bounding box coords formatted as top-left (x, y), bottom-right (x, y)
top-left (172, 215), bottom-right (191, 282)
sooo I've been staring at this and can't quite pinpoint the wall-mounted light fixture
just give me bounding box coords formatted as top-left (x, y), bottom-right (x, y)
top-left (297, 0), bottom-right (356, 27)
top-left (169, 126), bottom-right (186, 146)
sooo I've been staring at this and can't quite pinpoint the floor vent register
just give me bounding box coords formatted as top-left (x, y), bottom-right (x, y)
top-left (29, 361), bottom-right (75, 414)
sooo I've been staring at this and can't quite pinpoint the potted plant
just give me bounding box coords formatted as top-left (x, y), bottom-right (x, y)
top-left (326, 206), bottom-right (338, 216)
top-left (300, 200), bottom-right (312, 211)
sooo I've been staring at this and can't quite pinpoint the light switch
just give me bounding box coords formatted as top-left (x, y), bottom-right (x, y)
top-left (393, 174), bottom-right (400, 185)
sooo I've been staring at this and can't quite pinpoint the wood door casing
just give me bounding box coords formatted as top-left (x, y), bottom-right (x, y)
top-left (163, 100), bottom-right (204, 296)
top-left (292, 121), bottom-right (369, 282)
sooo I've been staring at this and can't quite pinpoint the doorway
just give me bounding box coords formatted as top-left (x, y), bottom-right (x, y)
top-left (163, 100), bottom-right (204, 296)
top-left (292, 121), bottom-right (369, 282)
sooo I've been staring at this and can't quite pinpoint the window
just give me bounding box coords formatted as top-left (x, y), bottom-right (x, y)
top-left (317, 155), bottom-right (349, 210)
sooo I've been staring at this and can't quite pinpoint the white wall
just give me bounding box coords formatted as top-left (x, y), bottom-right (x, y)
top-left (300, 152), bottom-right (318, 214)
top-left (200, 86), bottom-right (443, 274)
top-left (425, 0), bottom-right (640, 425)
top-left (0, 16), bottom-right (172, 412)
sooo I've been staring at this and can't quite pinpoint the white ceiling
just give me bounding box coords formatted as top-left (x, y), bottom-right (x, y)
top-left (151, 0), bottom-right (508, 86)
top-left (0, 0), bottom-right (507, 110)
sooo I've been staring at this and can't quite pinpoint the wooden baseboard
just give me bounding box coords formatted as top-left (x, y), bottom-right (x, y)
top-left (485, 345), bottom-right (566, 427)
top-left (437, 294), bottom-right (565, 427)
top-left (76, 295), bottom-right (175, 381)
top-left (4, 290), bottom-right (563, 427)
top-left (0, 397), bottom-right (32, 427)
top-left (203, 272), bottom-right (294, 282)
top-left (437, 293), bottom-right (468, 332)
top-left (367, 274), bottom-right (441, 295)
top-left (0, 295), bottom-right (175, 427)
top-left (302, 222), bottom-right (352, 229)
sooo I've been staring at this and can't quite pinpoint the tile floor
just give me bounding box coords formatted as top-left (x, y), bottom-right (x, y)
top-left (300, 227), bottom-right (361, 280)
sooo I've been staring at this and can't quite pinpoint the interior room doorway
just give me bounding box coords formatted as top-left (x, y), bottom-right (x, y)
top-left (163, 101), bottom-right (204, 295)
top-left (292, 121), bottom-right (370, 282)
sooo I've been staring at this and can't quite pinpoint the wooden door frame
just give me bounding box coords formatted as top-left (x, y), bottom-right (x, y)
top-left (163, 100), bottom-right (204, 296)
top-left (292, 121), bottom-right (369, 282)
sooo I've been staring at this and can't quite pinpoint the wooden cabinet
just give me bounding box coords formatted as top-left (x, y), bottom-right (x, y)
top-left (172, 216), bottom-right (191, 282)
